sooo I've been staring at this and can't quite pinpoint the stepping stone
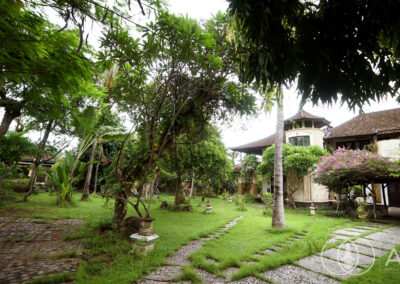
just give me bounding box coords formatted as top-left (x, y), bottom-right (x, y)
top-left (298, 255), bottom-right (362, 279)
top-left (334, 229), bottom-right (362, 236)
top-left (195, 268), bottom-right (225, 283)
top-left (338, 242), bottom-right (388, 257)
top-left (354, 238), bottom-right (395, 250)
top-left (364, 222), bottom-right (385, 227)
top-left (272, 244), bottom-right (282, 250)
top-left (223, 267), bottom-right (240, 280)
top-left (253, 253), bottom-right (263, 258)
top-left (166, 240), bottom-right (204, 265)
top-left (321, 248), bottom-right (376, 267)
top-left (230, 276), bottom-right (267, 283)
top-left (206, 257), bottom-right (219, 265)
top-left (364, 231), bottom-right (400, 244)
top-left (263, 249), bottom-right (276, 254)
top-left (382, 226), bottom-right (400, 234)
top-left (356, 226), bottom-right (378, 230)
top-left (328, 234), bottom-right (352, 243)
top-left (262, 264), bottom-right (339, 284)
top-left (139, 280), bottom-right (190, 284)
top-left (144, 266), bottom-right (182, 281)
top-left (345, 228), bottom-right (371, 233)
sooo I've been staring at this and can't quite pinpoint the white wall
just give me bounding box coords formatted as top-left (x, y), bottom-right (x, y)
top-left (285, 128), bottom-right (325, 148)
top-left (376, 139), bottom-right (400, 160)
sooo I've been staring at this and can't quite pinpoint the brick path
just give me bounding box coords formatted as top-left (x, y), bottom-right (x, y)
top-left (0, 217), bottom-right (84, 283)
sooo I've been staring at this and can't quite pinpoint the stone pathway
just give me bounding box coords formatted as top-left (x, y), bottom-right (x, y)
top-left (291, 223), bottom-right (399, 283)
top-left (140, 220), bottom-right (400, 284)
top-left (0, 217), bottom-right (84, 283)
top-left (139, 216), bottom-right (243, 283)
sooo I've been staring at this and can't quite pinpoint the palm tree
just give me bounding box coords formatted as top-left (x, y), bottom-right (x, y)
top-left (262, 85), bottom-right (286, 228)
top-left (81, 65), bottom-right (120, 200)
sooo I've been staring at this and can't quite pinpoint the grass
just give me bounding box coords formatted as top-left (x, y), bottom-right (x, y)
top-left (343, 244), bottom-right (400, 284)
top-left (190, 206), bottom-right (350, 281)
top-left (53, 249), bottom-right (77, 259)
top-left (1, 191), bottom-right (399, 283)
top-left (24, 272), bottom-right (74, 284)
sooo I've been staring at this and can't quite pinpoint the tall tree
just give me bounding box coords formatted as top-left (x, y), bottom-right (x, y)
top-left (100, 12), bottom-right (255, 224)
top-left (272, 87), bottom-right (286, 228)
top-left (228, 0), bottom-right (400, 227)
top-left (0, 2), bottom-right (98, 136)
top-left (228, 0), bottom-right (400, 107)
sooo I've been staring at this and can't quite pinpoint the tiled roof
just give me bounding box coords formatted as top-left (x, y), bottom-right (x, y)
top-left (285, 109), bottom-right (330, 128)
top-left (230, 133), bottom-right (285, 155)
top-left (325, 108), bottom-right (400, 140)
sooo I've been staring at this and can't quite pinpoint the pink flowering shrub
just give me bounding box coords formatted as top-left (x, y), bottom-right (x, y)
top-left (314, 148), bottom-right (397, 192)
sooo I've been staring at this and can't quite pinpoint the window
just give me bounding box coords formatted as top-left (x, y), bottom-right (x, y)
top-left (304, 120), bottom-right (312, 128)
top-left (289, 136), bottom-right (310, 146)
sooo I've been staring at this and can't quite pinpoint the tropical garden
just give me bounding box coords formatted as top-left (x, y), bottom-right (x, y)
top-left (1, 0), bottom-right (400, 283)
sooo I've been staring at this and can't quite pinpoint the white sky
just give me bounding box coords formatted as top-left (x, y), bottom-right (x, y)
top-left (166, 0), bottom-right (400, 149)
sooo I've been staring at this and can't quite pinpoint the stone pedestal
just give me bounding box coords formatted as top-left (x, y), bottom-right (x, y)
top-left (309, 203), bottom-right (316, 215)
top-left (205, 206), bottom-right (212, 213)
top-left (130, 234), bottom-right (159, 255)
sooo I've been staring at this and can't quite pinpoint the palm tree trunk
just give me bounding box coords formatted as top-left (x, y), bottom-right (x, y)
top-left (272, 87), bottom-right (286, 228)
top-left (92, 146), bottom-right (102, 195)
top-left (81, 137), bottom-right (98, 200)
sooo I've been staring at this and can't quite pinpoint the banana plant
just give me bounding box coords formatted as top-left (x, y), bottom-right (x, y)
top-left (46, 152), bottom-right (82, 205)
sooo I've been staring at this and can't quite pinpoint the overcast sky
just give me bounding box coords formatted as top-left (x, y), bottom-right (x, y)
top-left (166, 0), bottom-right (400, 149)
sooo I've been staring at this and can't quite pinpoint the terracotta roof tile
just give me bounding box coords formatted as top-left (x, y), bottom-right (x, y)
top-left (325, 108), bottom-right (400, 139)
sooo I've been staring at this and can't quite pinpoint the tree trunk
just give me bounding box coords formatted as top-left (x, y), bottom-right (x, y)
top-left (189, 173), bottom-right (195, 198)
top-left (371, 185), bottom-right (377, 219)
top-left (23, 120), bottom-right (53, 201)
top-left (81, 138), bottom-right (98, 200)
top-left (174, 175), bottom-right (186, 207)
top-left (0, 177), bottom-right (4, 202)
top-left (113, 193), bottom-right (128, 225)
top-left (272, 88), bottom-right (286, 228)
top-left (0, 104), bottom-right (22, 137)
top-left (92, 147), bottom-right (102, 195)
top-left (336, 193), bottom-right (341, 213)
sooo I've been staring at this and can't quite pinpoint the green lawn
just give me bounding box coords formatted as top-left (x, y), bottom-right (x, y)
top-left (1, 192), bottom-right (399, 283)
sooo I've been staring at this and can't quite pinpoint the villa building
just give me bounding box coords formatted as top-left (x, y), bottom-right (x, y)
top-left (232, 109), bottom-right (331, 206)
top-left (231, 108), bottom-right (400, 212)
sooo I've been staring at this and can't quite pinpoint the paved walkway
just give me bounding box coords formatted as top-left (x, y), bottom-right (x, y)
top-left (0, 217), bottom-right (84, 283)
top-left (139, 220), bottom-right (400, 284)
top-left (139, 216), bottom-right (245, 284)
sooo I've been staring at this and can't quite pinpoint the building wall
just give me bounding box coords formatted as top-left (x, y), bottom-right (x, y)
top-left (290, 174), bottom-right (329, 202)
top-left (376, 139), bottom-right (400, 160)
top-left (285, 127), bottom-right (328, 202)
top-left (285, 128), bottom-right (325, 148)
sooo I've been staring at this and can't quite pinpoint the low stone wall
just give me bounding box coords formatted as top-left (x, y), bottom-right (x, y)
top-left (292, 201), bottom-right (332, 208)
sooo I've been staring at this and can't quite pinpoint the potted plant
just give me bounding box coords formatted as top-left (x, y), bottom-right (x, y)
top-left (356, 201), bottom-right (368, 219)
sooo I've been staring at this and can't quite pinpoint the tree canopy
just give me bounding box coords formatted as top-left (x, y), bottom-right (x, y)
top-left (99, 12), bottom-right (255, 222)
top-left (259, 144), bottom-right (327, 208)
top-left (228, 0), bottom-right (400, 108)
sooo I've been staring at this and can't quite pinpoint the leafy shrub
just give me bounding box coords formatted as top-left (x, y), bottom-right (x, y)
top-left (236, 204), bottom-right (247, 211)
